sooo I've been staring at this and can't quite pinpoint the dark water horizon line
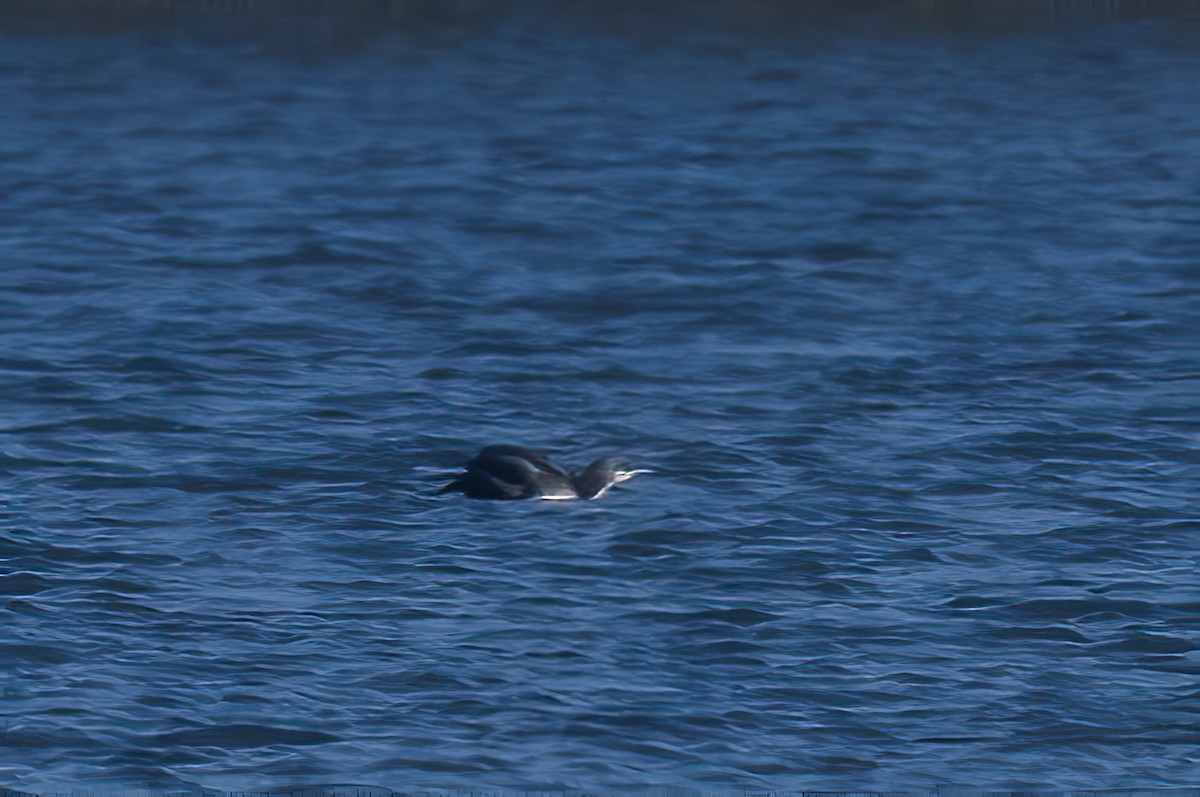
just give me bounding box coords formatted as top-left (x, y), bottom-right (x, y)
top-left (4, 788), bottom-right (1200, 797)
top-left (6, 0), bottom-right (1200, 39)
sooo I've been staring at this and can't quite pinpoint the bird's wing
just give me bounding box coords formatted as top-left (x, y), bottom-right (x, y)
top-left (473, 445), bottom-right (570, 478)
top-left (467, 454), bottom-right (545, 487)
top-left (460, 464), bottom-right (533, 499)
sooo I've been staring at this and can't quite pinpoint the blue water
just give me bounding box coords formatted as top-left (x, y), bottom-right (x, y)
top-left (2, 5), bottom-right (1198, 792)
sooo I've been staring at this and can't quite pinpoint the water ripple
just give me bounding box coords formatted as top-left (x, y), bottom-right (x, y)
top-left (2, 7), bottom-right (1199, 794)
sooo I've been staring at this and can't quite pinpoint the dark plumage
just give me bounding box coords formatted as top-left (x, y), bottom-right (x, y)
top-left (441, 444), bottom-right (652, 500)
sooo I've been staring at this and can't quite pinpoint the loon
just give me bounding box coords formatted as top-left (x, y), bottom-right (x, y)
top-left (441, 444), bottom-right (653, 500)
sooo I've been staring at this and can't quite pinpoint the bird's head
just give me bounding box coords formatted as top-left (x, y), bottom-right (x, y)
top-left (612, 466), bottom-right (655, 484)
top-left (576, 457), bottom-right (654, 498)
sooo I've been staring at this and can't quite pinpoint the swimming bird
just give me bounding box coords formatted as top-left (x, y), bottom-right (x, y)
top-left (441, 444), bottom-right (653, 500)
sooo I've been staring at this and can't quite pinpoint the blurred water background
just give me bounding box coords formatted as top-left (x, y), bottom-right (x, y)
top-left (1, 0), bottom-right (1198, 792)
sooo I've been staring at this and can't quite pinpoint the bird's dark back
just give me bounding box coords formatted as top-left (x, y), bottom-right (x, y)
top-left (445, 444), bottom-right (574, 499)
top-left (472, 445), bottom-right (570, 478)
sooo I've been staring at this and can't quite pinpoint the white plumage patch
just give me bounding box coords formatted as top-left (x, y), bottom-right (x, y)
top-left (588, 483), bottom-right (614, 500)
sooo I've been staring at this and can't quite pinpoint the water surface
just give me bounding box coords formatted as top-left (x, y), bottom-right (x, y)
top-left (1, 4), bottom-right (1198, 792)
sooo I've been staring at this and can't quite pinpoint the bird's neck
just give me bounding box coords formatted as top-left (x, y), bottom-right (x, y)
top-left (571, 462), bottom-right (614, 500)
